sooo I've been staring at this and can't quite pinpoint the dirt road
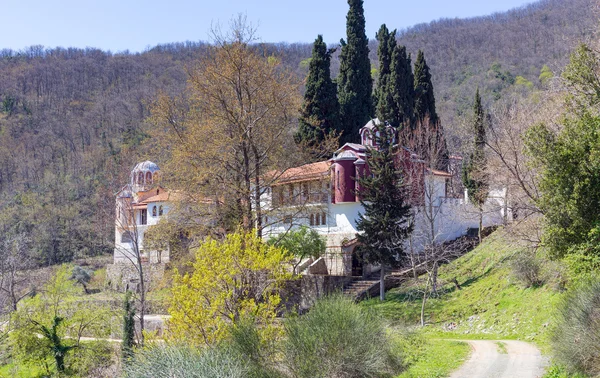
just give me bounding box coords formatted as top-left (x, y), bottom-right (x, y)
top-left (449, 340), bottom-right (548, 378)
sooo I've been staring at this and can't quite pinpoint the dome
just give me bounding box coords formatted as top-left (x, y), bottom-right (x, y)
top-left (132, 161), bottom-right (160, 173)
top-left (131, 161), bottom-right (160, 189)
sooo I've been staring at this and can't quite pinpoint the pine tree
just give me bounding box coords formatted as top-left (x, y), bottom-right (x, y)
top-left (413, 50), bottom-right (437, 123)
top-left (122, 290), bottom-right (136, 361)
top-left (375, 24), bottom-right (397, 124)
top-left (390, 45), bottom-right (414, 128)
top-left (295, 35), bottom-right (340, 148)
top-left (462, 88), bottom-right (488, 243)
top-left (356, 122), bottom-right (413, 301)
top-left (337, 0), bottom-right (374, 145)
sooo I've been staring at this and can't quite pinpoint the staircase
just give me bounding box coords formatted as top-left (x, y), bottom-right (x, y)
top-left (342, 274), bottom-right (380, 301)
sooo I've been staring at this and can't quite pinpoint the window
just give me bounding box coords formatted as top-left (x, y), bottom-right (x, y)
top-left (321, 212), bottom-right (327, 225)
top-left (336, 171), bottom-right (340, 192)
top-left (152, 206), bottom-right (157, 217)
top-left (315, 213), bottom-right (321, 225)
top-left (146, 171), bottom-right (153, 184)
top-left (310, 214), bottom-right (315, 226)
top-left (159, 205), bottom-right (164, 216)
top-left (121, 231), bottom-right (133, 243)
top-left (140, 209), bottom-right (147, 225)
top-left (138, 172), bottom-right (144, 185)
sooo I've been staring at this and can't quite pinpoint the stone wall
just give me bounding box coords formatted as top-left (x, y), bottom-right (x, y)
top-left (106, 263), bottom-right (166, 292)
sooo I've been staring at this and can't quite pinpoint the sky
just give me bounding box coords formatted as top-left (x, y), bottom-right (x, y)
top-left (0, 0), bottom-right (537, 53)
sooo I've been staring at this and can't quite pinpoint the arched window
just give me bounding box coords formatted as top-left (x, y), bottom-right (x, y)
top-left (138, 172), bottom-right (144, 185)
top-left (315, 213), bottom-right (321, 226)
top-left (309, 214), bottom-right (315, 226)
top-left (321, 212), bottom-right (327, 225)
top-left (146, 171), bottom-right (153, 184)
top-left (152, 206), bottom-right (157, 217)
top-left (159, 205), bottom-right (164, 216)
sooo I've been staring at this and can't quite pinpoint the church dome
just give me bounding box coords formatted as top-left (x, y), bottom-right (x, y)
top-left (131, 161), bottom-right (160, 190)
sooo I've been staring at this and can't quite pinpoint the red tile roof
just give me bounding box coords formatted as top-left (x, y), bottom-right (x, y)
top-left (273, 161), bottom-right (331, 185)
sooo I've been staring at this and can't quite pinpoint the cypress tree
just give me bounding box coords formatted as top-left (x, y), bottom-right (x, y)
top-left (390, 45), bottom-right (414, 128)
top-left (337, 0), bottom-right (374, 145)
top-left (122, 290), bottom-right (136, 361)
top-left (462, 88), bottom-right (488, 242)
top-left (375, 24), bottom-right (397, 124)
top-left (356, 122), bottom-right (413, 301)
top-left (295, 35), bottom-right (340, 148)
top-left (413, 50), bottom-right (437, 123)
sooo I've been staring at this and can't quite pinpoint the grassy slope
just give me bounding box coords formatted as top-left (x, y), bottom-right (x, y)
top-left (365, 229), bottom-right (562, 377)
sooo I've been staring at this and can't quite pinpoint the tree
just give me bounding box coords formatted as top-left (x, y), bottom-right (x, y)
top-left (295, 35), bottom-right (341, 157)
top-left (375, 24), bottom-right (397, 125)
top-left (114, 194), bottom-right (149, 347)
top-left (70, 266), bottom-right (92, 294)
top-left (413, 50), bottom-right (437, 123)
top-left (150, 16), bottom-right (302, 238)
top-left (337, 0), bottom-right (374, 144)
top-left (122, 290), bottom-right (136, 362)
top-left (168, 230), bottom-right (293, 345)
top-left (390, 45), bottom-right (414, 128)
top-left (356, 122), bottom-right (413, 301)
top-left (0, 233), bottom-right (33, 313)
top-left (462, 88), bottom-right (488, 243)
top-left (8, 265), bottom-right (113, 376)
top-left (267, 226), bottom-right (326, 275)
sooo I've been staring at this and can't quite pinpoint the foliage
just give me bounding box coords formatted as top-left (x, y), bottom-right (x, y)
top-left (70, 265), bottom-right (92, 294)
top-left (168, 230), bottom-right (293, 345)
top-left (413, 50), bottom-right (437, 123)
top-left (122, 290), bottom-right (136, 362)
top-left (515, 75), bottom-right (534, 89)
top-left (337, 0), bottom-right (374, 144)
top-left (462, 88), bottom-right (488, 208)
top-left (356, 122), bottom-right (413, 270)
top-left (375, 24), bottom-right (397, 125)
top-left (525, 113), bottom-right (600, 258)
top-left (364, 230), bottom-right (562, 348)
top-left (283, 295), bottom-right (401, 378)
top-left (539, 65), bottom-right (554, 85)
top-left (389, 45), bottom-right (415, 128)
top-left (8, 265), bottom-right (114, 376)
top-left (123, 344), bottom-right (251, 378)
top-left (552, 279), bottom-right (600, 376)
top-left (510, 252), bottom-right (544, 288)
top-left (562, 44), bottom-right (600, 109)
top-left (295, 35), bottom-right (341, 155)
top-left (267, 226), bottom-right (326, 274)
top-left (151, 18), bottom-right (301, 238)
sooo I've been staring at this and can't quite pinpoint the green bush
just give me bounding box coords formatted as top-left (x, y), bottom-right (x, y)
top-left (123, 344), bottom-right (250, 378)
top-left (552, 279), bottom-right (600, 375)
top-left (283, 295), bottom-right (401, 378)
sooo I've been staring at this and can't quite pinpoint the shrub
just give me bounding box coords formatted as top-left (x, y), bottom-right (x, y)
top-left (283, 295), bottom-right (401, 378)
top-left (511, 252), bottom-right (544, 287)
top-left (123, 344), bottom-right (250, 378)
top-left (552, 279), bottom-right (600, 375)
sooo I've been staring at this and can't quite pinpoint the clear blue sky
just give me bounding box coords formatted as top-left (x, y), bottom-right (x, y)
top-left (1, 0), bottom-right (537, 52)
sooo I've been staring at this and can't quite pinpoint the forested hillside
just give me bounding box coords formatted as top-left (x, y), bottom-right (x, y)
top-left (0, 0), bottom-right (595, 265)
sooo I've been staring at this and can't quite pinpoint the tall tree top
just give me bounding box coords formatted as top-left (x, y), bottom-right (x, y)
top-left (295, 34), bottom-right (340, 156)
top-left (375, 24), bottom-right (398, 125)
top-left (413, 50), bottom-right (437, 122)
top-left (473, 87), bottom-right (485, 148)
top-left (337, 0), bottom-right (374, 145)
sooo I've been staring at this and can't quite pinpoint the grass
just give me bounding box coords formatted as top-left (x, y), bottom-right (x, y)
top-left (495, 341), bottom-right (508, 354)
top-left (392, 332), bottom-right (471, 378)
top-left (364, 229), bottom-right (562, 352)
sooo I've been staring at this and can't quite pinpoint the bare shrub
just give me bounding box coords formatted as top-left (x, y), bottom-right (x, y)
top-left (510, 252), bottom-right (544, 288)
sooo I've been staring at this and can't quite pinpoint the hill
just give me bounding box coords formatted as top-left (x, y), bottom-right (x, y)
top-left (0, 0), bottom-right (596, 267)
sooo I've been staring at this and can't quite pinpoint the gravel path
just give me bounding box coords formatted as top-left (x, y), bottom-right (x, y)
top-left (449, 340), bottom-right (548, 378)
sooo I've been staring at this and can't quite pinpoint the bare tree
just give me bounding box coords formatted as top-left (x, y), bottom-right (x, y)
top-left (114, 193), bottom-right (149, 347)
top-left (0, 233), bottom-right (33, 314)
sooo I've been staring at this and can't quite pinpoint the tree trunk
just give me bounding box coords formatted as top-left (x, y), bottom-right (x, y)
top-left (380, 265), bottom-right (385, 301)
top-left (421, 274), bottom-right (431, 327)
top-left (478, 207), bottom-right (483, 244)
top-left (432, 261), bottom-right (438, 295)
